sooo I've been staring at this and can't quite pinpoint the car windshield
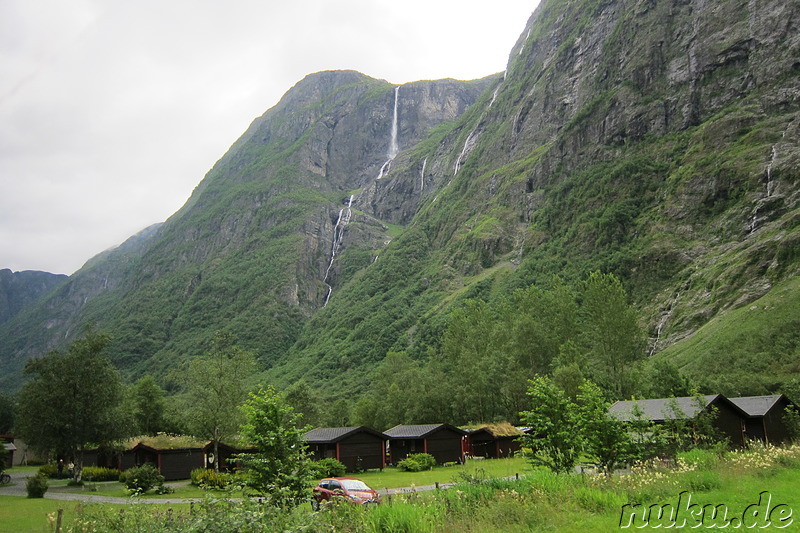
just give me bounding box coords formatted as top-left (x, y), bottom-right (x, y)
top-left (341, 479), bottom-right (371, 491)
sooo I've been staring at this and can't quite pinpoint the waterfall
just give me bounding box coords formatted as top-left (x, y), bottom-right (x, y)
top-left (518, 28), bottom-right (531, 55)
top-left (454, 130), bottom-right (475, 176)
top-left (322, 194), bottom-right (354, 306)
top-left (749, 135), bottom-right (785, 235)
top-left (766, 145), bottom-right (777, 197)
top-left (389, 86), bottom-right (400, 159)
top-left (489, 85), bottom-right (501, 107)
top-left (420, 158), bottom-right (427, 190)
top-left (376, 86), bottom-right (401, 179)
top-left (650, 291), bottom-right (680, 357)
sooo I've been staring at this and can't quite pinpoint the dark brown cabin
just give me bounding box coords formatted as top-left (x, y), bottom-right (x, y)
top-left (729, 394), bottom-right (798, 445)
top-left (609, 394), bottom-right (748, 447)
top-left (468, 425), bottom-right (523, 458)
top-left (384, 424), bottom-right (467, 465)
top-left (304, 427), bottom-right (387, 472)
top-left (131, 442), bottom-right (205, 481)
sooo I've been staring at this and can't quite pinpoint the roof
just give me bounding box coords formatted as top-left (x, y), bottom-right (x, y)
top-left (609, 395), bottom-right (744, 422)
top-left (123, 434), bottom-right (207, 451)
top-left (304, 426), bottom-right (387, 443)
top-left (728, 395), bottom-right (792, 417)
top-left (469, 423), bottom-right (523, 438)
top-left (384, 424), bottom-right (467, 439)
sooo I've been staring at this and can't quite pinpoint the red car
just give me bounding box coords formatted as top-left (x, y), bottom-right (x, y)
top-left (311, 477), bottom-right (381, 509)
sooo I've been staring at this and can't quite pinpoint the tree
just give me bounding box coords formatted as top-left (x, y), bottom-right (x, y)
top-left (0, 392), bottom-right (15, 434)
top-left (520, 375), bottom-right (582, 474)
top-left (283, 381), bottom-right (322, 428)
top-left (236, 386), bottom-right (314, 508)
top-left (576, 380), bottom-right (632, 475)
top-left (131, 375), bottom-right (167, 436)
top-left (184, 331), bottom-right (257, 471)
top-left (16, 327), bottom-right (124, 483)
top-left (581, 272), bottom-right (645, 399)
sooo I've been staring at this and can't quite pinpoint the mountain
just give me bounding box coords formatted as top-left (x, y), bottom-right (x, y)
top-left (1, 0), bottom-right (798, 396)
top-left (0, 71), bottom-right (493, 389)
top-left (0, 269), bottom-right (67, 325)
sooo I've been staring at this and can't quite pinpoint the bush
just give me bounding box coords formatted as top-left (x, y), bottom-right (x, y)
top-left (120, 463), bottom-right (165, 495)
top-left (397, 453), bottom-right (436, 472)
top-left (82, 466), bottom-right (121, 482)
top-left (26, 474), bottom-right (48, 498)
top-left (313, 458), bottom-right (347, 478)
top-left (37, 463), bottom-right (58, 479)
top-left (190, 468), bottom-right (238, 490)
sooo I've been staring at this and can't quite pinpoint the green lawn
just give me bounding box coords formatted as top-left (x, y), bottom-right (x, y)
top-left (355, 456), bottom-right (530, 491)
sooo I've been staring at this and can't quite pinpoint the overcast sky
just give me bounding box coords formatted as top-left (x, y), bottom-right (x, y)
top-left (1, 0), bottom-right (536, 275)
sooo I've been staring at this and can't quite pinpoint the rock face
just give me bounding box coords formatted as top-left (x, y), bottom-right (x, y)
top-left (1, 0), bottom-right (798, 393)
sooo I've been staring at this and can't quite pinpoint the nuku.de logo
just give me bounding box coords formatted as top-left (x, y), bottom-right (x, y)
top-left (619, 491), bottom-right (793, 529)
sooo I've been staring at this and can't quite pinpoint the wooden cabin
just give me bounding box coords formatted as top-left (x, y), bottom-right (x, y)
top-left (468, 424), bottom-right (523, 458)
top-left (384, 424), bottom-right (468, 465)
top-left (609, 394), bottom-right (748, 447)
top-left (729, 394), bottom-right (797, 445)
top-left (304, 426), bottom-right (387, 472)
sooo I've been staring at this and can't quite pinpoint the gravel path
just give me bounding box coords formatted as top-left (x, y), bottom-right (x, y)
top-left (0, 469), bottom-right (450, 504)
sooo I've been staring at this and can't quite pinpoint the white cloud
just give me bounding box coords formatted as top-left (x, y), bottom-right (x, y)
top-left (0, 0), bottom-right (535, 274)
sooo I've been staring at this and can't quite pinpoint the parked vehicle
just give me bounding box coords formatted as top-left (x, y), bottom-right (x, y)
top-left (311, 477), bottom-right (381, 510)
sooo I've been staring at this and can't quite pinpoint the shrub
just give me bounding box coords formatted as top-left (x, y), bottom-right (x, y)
top-left (397, 453), bottom-right (436, 472)
top-left (120, 463), bottom-right (165, 495)
top-left (82, 466), bottom-right (121, 482)
top-left (26, 474), bottom-right (48, 498)
top-left (37, 463), bottom-right (58, 479)
top-left (313, 458), bottom-right (347, 478)
top-left (190, 468), bottom-right (238, 490)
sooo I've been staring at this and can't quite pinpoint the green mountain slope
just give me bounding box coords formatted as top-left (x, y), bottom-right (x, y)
top-left (1, 0), bottom-right (799, 400)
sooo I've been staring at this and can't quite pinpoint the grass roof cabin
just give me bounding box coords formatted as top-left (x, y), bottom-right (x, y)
top-left (609, 394), bottom-right (748, 447)
top-left (304, 426), bottom-right (387, 472)
top-left (467, 423), bottom-right (523, 459)
top-left (384, 424), bottom-right (468, 465)
top-left (728, 394), bottom-right (798, 445)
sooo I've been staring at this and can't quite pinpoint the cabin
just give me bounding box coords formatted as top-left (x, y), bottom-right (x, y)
top-left (609, 394), bottom-right (748, 447)
top-left (468, 424), bottom-right (523, 458)
top-left (84, 435), bottom-right (207, 480)
top-left (728, 394), bottom-right (798, 445)
top-left (384, 424), bottom-right (468, 465)
top-left (131, 442), bottom-right (205, 480)
top-left (304, 426), bottom-right (387, 471)
top-left (0, 434), bottom-right (15, 467)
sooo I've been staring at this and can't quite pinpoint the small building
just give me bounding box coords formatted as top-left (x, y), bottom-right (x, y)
top-left (609, 394), bottom-right (748, 447)
top-left (0, 434), bottom-right (15, 467)
top-left (131, 442), bottom-right (205, 481)
top-left (384, 424), bottom-right (468, 465)
top-left (728, 394), bottom-right (797, 445)
top-left (304, 427), bottom-right (387, 472)
top-left (85, 435), bottom-right (207, 481)
top-left (468, 424), bottom-right (523, 458)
